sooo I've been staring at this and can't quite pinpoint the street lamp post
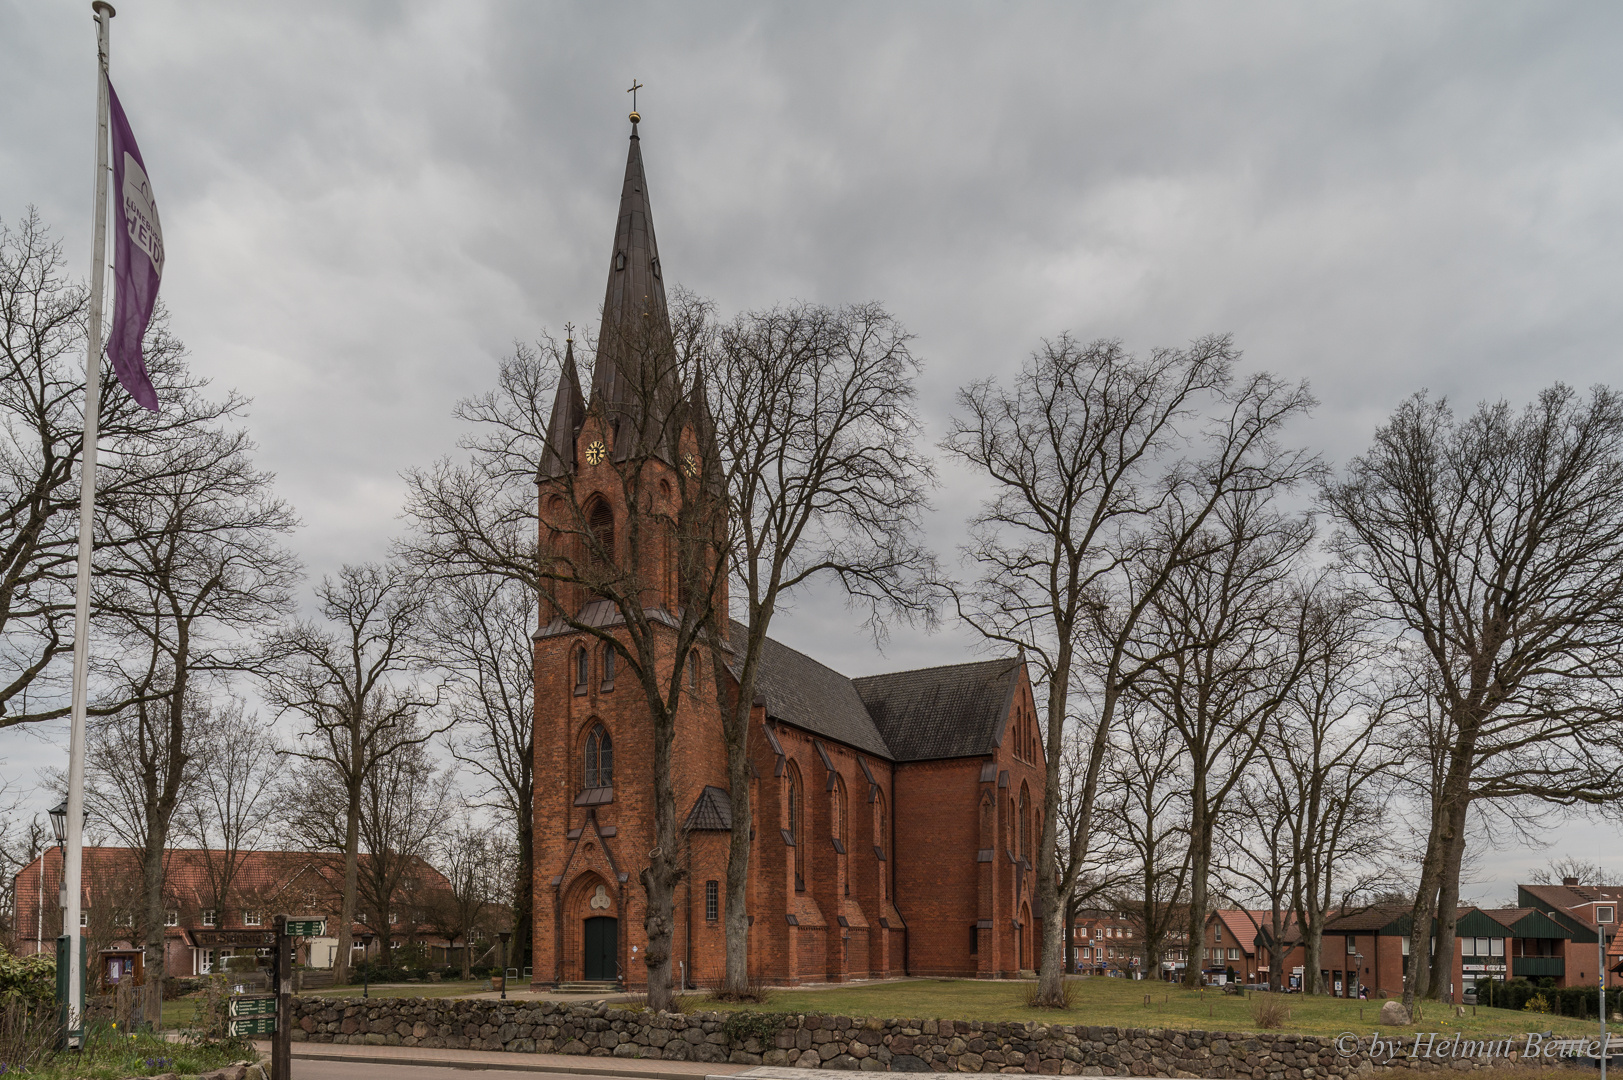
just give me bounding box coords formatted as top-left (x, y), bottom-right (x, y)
top-left (498, 932), bottom-right (512, 1000)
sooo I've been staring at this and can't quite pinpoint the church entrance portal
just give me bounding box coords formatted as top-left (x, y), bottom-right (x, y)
top-left (584, 916), bottom-right (618, 981)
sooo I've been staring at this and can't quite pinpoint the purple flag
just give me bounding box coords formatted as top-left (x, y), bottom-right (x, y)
top-left (107, 81), bottom-right (162, 412)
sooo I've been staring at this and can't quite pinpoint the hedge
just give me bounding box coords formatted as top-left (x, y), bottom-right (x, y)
top-left (1477, 977), bottom-right (1623, 1018)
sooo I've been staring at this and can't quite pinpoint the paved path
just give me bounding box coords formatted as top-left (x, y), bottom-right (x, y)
top-left (255, 1040), bottom-right (749, 1079)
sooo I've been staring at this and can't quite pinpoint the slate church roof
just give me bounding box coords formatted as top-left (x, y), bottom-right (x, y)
top-left (733, 620), bottom-right (1022, 763)
top-left (854, 659), bottom-right (1022, 762)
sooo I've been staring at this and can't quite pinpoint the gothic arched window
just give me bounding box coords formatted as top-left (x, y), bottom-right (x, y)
top-left (584, 724), bottom-right (613, 789)
top-left (573, 645), bottom-right (589, 692)
top-left (1018, 785), bottom-right (1031, 862)
top-left (787, 765), bottom-right (804, 892)
top-left (601, 642), bottom-right (616, 689)
top-left (587, 499), bottom-right (615, 570)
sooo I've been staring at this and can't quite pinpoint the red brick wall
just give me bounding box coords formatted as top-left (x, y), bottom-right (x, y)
top-left (532, 421), bottom-right (1039, 988)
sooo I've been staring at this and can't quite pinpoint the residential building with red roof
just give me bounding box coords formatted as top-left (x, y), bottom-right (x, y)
top-left (11, 845), bottom-right (456, 990)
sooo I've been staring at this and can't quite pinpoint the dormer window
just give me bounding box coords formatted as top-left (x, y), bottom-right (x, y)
top-left (202, 909), bottom-right (217, 927)
top-left (614, 251), bottom-right (626, 271)
top-left (1599, 905), bottom-right (1615, 924)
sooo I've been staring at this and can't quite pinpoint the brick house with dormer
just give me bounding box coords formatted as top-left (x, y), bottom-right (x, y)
top-left (530, 113), bottom-right (1045, 990)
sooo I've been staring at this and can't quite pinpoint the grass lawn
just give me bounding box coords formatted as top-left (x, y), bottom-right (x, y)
top-left (711, 977), bottom-right (1606, 1040)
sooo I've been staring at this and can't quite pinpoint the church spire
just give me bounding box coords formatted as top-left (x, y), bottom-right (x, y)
top-left (590, 110), bottom-right (678, 457)
top-left (537, 332), bottom-right (586, 481)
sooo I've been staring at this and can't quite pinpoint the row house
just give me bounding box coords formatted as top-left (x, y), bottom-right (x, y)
top-left (12, 846), bottom-right (455, 990)
top-left (1070, 910), bottom-right (1142, 977)
top-left (1201, 910), bottom-right (1278, 986)
top-left (1325, 896), bottom-right (1614, 1001)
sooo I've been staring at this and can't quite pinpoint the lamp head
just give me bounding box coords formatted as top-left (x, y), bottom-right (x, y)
top-left (48, 799), bottom-right (68, 844)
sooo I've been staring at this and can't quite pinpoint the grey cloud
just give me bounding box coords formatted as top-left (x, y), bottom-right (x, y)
top-left (5, 0), bottom-right (1623, 883)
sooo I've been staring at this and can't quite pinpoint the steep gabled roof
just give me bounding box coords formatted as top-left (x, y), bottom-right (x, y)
top-left (730, 622), bottom-right (1024, 763)
top-left (854, 658), bottom-right (1021, 762)
top-left (740, 623), bottom-right (892, 759)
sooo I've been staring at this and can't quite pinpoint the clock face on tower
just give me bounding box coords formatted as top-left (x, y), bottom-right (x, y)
top-left (682, 453), bottom-right (698, 477)
top-left (584, 440), bottom-right (607, 466)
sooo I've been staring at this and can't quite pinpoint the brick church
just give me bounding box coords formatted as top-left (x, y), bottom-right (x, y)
top-left (530, 112), bottom-right (1045, 989)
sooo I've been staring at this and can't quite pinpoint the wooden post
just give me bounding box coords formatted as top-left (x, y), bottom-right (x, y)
top-left (273, 915), bottom-right (292, 1080)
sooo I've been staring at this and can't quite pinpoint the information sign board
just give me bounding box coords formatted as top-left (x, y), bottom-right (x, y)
top-left (229, 996), bottom-right (275, 1017)
top-left (230, 1015), bottom-right (277, 1036)
top-left (283, 919), bottom-right (326, 937)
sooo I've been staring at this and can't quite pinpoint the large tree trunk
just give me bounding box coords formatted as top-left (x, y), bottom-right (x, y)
top-left (722, 714), bottom-right (751, 995)
top-left (511, 807), bottom-right (534, 973)
top-left (141, 827), bottom-right (167, 1028)
top-left (1267, 907), bottom-right (1285, 993)
top-left (1034, 654), bottom-right (1095, 1007)
top-left (1182, 780), bottom-right (1211, 989)
top-left (719, 632), bottom-right (755, 998)
top-left (641, 697), bottom-right (683, 1010)
top-left (335, 754), bottom-right (363, 985)
top-left (1303, 918), bottom-right (1323, 995)
top-left (143, 677), bottom-right (190, 1030)
top-left (1403, 803), bottom-right (1451, 1009)
top-left (1428, 802), bottom-right (1470, 1001)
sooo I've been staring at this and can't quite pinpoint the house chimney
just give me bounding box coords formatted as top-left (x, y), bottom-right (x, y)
top-left (1562, 876), bottom-right (1580, 887)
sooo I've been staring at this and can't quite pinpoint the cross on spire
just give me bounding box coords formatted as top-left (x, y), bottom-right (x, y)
top-left (627, 78), bottom-right (643, 117)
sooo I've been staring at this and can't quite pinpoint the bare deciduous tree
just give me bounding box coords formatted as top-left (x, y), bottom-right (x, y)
top-left (1099, 703), bottom-right (1191, 982)
top-left (424, 575), bottom-right (534, 970)
top-left (1128, 489), bottom-right (1315, 989)
top-left (428, 816), bottom-right (513, 979)
top-left (945, 333), bottom-right (1317, 1004)
top-left (1324, 386), bottom-right (1623, 1008)
top-left (88, 421), bottom-right (298, 1024)
top-left (179, 697), bottom-right (283, 932)
top-left (262, 562), bottom-right (442, 984)
top-left (705, 300), bottom-right (935, 996)
top-left (0, 211), bottom-right (252, 727)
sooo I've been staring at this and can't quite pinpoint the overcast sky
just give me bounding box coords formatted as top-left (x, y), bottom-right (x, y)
top-left (3, 1), bottom-right (1621, 897)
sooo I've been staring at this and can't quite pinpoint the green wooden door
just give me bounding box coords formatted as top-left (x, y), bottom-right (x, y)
top-left (584, 917), bottom-right (617, 981)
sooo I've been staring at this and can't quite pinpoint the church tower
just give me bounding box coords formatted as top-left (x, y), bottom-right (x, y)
top-left (530, 110), bottom-right (732, 990)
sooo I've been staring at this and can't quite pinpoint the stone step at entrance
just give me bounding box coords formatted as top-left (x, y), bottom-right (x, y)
top-left (554, 980), bottom-right (621, 994)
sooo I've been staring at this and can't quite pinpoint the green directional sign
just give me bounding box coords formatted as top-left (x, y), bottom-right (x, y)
top-left (283, 919), bottom-right (325, 937)
top-left (229, 996), bottom-right (276, 1017)
top-left (230, 1015), bottom-right (277, 1036)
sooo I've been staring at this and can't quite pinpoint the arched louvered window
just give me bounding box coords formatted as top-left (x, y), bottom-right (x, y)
top-left (584, 724), bottom-right (613, 789)
top-left (587, 499), bottom-right (615, 570)
top-left (573, 646), bottom-right (589, 692)
top-left (601, 642), bottom-right (616, 689)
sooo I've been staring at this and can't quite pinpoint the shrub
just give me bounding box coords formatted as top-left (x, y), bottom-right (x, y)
top-left (0, 949), bottom-right (55, 1010)
top-left (1523, 993), bottom-right (1550, 1014)
top-left (1251, 995), bottom-right (1290, 1029)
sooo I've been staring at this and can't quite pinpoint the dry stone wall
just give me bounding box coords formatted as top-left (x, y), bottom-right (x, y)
top-left (287, 997), bottom-right (1576, 1076)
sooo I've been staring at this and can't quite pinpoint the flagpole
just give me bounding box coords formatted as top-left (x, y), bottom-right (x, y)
top-left (63, 0), bottom-right (116, 1048)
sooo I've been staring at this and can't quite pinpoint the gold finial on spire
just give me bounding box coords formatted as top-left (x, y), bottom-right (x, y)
top-left (627, 78), bottom-right (643, 125)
